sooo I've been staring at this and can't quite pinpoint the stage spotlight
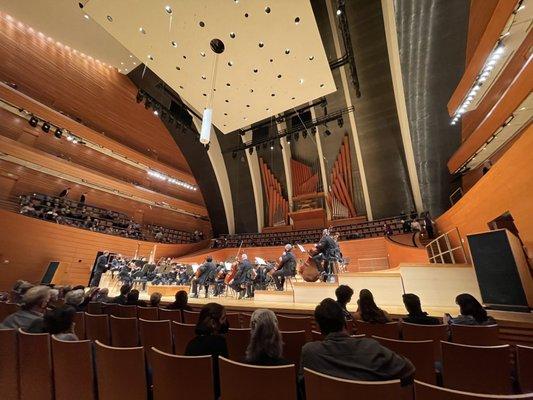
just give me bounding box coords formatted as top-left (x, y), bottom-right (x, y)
top-left (136, 91), bottom-right (144, 103)
top-left (41, 122), bottom-right (51, 133)
top-left (248, 147), bottom-right (253, 155)
top-left (54, 128), bottom-right (63, 139)
top-left (232, 151), bottom-right (237, 159)
top-left (337, 117), bottom-right (344, 128)
top-left (324, 129), bottom-right (332, 136)
top-left (302, 130), bottom-right (308, 139)
top-left (28, 116), bottom-right (39, 127)
top-left (270, 141), bottom-right (274, 150)
top-left (311, 126), bottom-right (317, 134)
top-left (144, 99), bottom-right (152, 109)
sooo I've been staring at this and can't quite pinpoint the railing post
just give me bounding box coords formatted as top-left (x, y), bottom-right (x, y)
top-left (444, 233), bottom-right (455, 263)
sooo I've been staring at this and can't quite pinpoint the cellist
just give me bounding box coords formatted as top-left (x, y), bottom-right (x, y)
top-left (272, 244), bottom-right (297, 290)
top-left (190, 256), bottom-right (216, 298)
top-left (230, 254), bottom-right (253, 299)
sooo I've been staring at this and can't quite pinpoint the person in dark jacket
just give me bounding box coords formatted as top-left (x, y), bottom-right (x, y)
top-left (246, 309), bottom-right (290, 366)
top-left (111, 284), bottom-right (131, 305)
top-left (90, 251), bottom-right (110, 287)
top-left (272, 244), bottom-right (297, 291)
top-left (353, 289), bottom-right (391, 323)
top-left (402, 293), bottom-right (439, 325)
top-left (125, 289), bottom-right (147, 307)
top-left (190, 256), bottom-right (217, 298)
top-left (300, 298), bottom-right (414, 385)
top-left (445, 293), bottom-right (496, 326)
top-left (335, 285), bottom-right (354, 321)
top-left (313, 229), bottom-right (337, 280)
top-left (230, 254), bottom-right (253, 299)
top-left (185, 303), bottom-right (229, 399)
top-left (166, 290), bottom-right (193, 311)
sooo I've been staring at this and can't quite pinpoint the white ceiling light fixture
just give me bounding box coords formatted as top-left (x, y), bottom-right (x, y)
top-left (200, 38), bottom-right (225, 145)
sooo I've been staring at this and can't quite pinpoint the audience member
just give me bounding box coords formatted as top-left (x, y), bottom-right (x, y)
top-left (0, 285), bottom-right (51, 330)
top-left (166, 290), bottom-right (193, 311)
top-left (93, 288), bottom-right (109, 303)
top-left (28, 305), bottom-right (79, 341)
top-left (64, 289), bottom-right (85, 311)
top-left (353, 289), bottom-right (390, 323)
top-left (335, 285), bottom-right (354, 321)
top-left (10, 280), bottom-right (34, 304)
top-left (125, 289), bottom-right (147, 307)
top-left (402, 293), bottom-right (439, 325)
top-left (112, 284), bottom-right (131, 305)
top-left (245, 309), bottom-right (289, 366)
top-left (300, 298), bottom-right (414, 384)
top-left (445, 293), bottom-right (496, 326)
top-left (185, 303), bottom-right (229, 400)
top-left (149, 292), bottom-right (162, 308)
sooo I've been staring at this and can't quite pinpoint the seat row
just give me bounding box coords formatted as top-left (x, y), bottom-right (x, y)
top-left (1, 328), bottom-right (532, 400)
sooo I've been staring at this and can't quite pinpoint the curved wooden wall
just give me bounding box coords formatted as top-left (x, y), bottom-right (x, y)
top-left (0, 210), bottom-right (208, 290)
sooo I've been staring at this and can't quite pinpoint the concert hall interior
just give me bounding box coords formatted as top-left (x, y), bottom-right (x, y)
top-left (0, 0), bottom-right (532, 399)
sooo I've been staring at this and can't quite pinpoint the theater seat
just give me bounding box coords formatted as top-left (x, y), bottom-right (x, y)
top-left (240, 313), bottom-right (252, 328)
top-left (117, 305), bottom-right (137, 318)
top-left (171, 321), bottom-right (196, 355)
top-left (219, 356), bottom-right (296, 399)
top-left (450, 324), bottom-right (499, 346)
top-left (101, 303), bottom-right (119, 317)
top-left (414, 380), bottom-right (533, 399)
top-left (84, 313), bottom-right (110, 345)
top-left (158, 308), bottom-right (182, 323)
top-left (87, 302), bottom-right (102, 315)
top-left (281, 330), bottom-right (307, 370)
top-left (183, 310), bottom-right (200, 324)
top-left (441, 341), bottom-right (512, 394)
top-left (137, 306), bottom-right (158, 320)
top-left (110, 315), bottom-right (139, 347)
top-left (355, 320), bottom-right (400, 339)
top-left (73, 311), bottom-right (86, 339)
top-left (18, 329), bottom-right (53, 400)
top-left (304, 368), bottom-right (401, 400)
top-left (373, 336), bottom-right (436, 384)
top-left (51, 336), bottom-right (95, 400)
top-left (401, 322), bottom-right (448, 360)
top-left (517, 345), bottom-right (533, 393)
top-left (0, 329), bottom-right (19, 400)
top-left (226, 328), bottom-right (251, 361)
top-left (277, 315), bottom-right (312, 339)
top-left (139, 318), bottom-right (172, 353)
top-left (150, 348), bottom-right (214, 400)
top-left (0, 302), bottom-right (20, 321)
top-left (94, 341), bottom-right (147, 400)
top-left (226, 312), bottom-right (240, 328)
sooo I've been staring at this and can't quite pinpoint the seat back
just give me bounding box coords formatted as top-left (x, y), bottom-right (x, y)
top-left (139, 319), bottom-right (172, 353)
top-left (102, 303), bottom-right (119, 316)
top-left (158, 308), bottom-right (182, 323)
top-left (401, 322), bottom-right (448, 360)
top-left (517, 345), bottom-right (533, 393)
top-left (226, 312), bottom-right (240, 328)
top-left (304, 368), bottom-right (401, 400)
top-left (0, 329), bottom-right (19, 400)
top-left (373, 336), bottom-right (436, 384)
top-left (110, 315), bottom-right (139, 347)
top-left (441, 341), bottom-right (512, 394)
top-left (219, 356), bottom-right (296, 400)
top-left (354, 320), bottom-right (399, 339)
top-left (138, 307), bottom-right (158, 320)
top-left (281, 330), bottom-right (307, 370)
top-left (94, 341), bottom-right (147, 400)
top-left (171, 322), bottom-right (197, 355)
top-left (150, 348), bottom-right (214, 400)
top-left (84, 313), bottom-right (110, 345)
top-left (73, 311), bottom-right (86, 339)
top-left (18, 329), bottom-right (53, 400)
top-left (0, 302), bottom-right (20, 321)
top-left (51, 336), bottom-right (95, 400)
top-left (414, 380), bottom-right (533, 400)
top-left (183, 310), bottom-right (200, 324)
top-left (240, 313), bottom-right (252, 328)
top-left (118, 305), bottom-right (137, 318)
top-left (277, 315), bottom-right (312, 339)
top-left (87, 302), bottom-right (102, 315)
top-left (226, 328), bottom-right (251, 361)
top-left (451, 324), bottom-right (499, 346)
top-left (311, 330), bottom-right (323, 341)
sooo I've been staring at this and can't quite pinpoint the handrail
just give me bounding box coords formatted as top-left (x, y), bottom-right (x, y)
top-left (425, 228), bottom-right (466, 264)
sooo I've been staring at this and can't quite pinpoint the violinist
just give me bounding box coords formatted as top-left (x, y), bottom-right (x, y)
top-left (272, 244), bottom-right (297, 291)
top-left (230, 254), bottom-right (253, 299)
top-left (190, 256), bottom-right (216, 298)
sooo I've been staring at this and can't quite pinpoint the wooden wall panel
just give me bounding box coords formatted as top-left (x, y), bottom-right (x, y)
top-left (0, 16), bottom-right (191, 174)
top-left (0, 210), bottom-right (208, 290)
top-left (385, 241), bottom-right (428, 268)
top-left (465, 0), bottom-right (500, 65)
top-left (437, 125), bottom-right (533, 261)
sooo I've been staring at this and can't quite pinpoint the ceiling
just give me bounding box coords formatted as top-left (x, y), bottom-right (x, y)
top-left (0, 0), bottom-right (139, 72)
top-left (84, 0), bottom-right (336, 133)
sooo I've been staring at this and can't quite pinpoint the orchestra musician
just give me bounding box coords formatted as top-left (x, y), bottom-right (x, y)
top-left (90, 250), bottom-right (110, 287)
top-left (272, 244), bottom-right (297, 291)
top-left (213, 263), bottom-right (227, 296)
top-left (190, 256), bottom-right (217, 298)
top-left (230, 254), bottom-right (253, 299)
top-left (313, 229), bottom-right (338, 281)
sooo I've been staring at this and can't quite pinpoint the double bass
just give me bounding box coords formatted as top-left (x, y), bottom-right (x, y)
top-left (224, 240), bottom-right (244, 284)
top-left (298, 245), bottom-right (321, 282)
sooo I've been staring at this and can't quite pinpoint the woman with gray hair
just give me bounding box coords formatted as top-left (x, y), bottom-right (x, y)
top-left (245, 309), bottom-right (289, 366)
top-left (64, 289), bottom-right (85, 311)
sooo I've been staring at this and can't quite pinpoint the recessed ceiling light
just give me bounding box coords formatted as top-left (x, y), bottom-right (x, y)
top-left (253, 68), bottom-right (258, 73)
top-left (224, 113), bottom-right (228, 116)
top-left (309, 56), bottom-right (314, 60)
top-left (171, 41), bottom-right (177, 47)
top-left (266, 108), bottom-right (270, 111)
top-left (199, 21), bottom-right (205, 27)
top-left (183, 55), bottom-right (187, 59)
top-left (176, 66), bottom-right (180, 70)
top-left (250, 89), bottom-right (254, 93)
top-left (225, 99), bottom-right (229, 103)
top-left (336, 9), bottom-right (342, 16)
top-left (226, 83), bottom-right (231, 86)
top-left (83, 14), bottom-right (89, 20)
top-left (147, 55), bottom-right (154, 60)
top-left (291, 97), bottom-right (296, 100)
top-left (244, 12), bottom-right (249, 17)
top-left (246, 104), bottom-right (250, 108)
top-left (200, 52), bottom-right (206, 57)
top-left (320, 83), bottom-right (324, 87)
top-left (299, 78), bottom-right (304, 84)
top-left (244, 117), bottom-right (247, 120)
top-left (120, 62), bottom-right (124, 65)
top-left (265, 7), bottom-right (271, 13)
top-left (129, 54), bottom-right (133, 58)
top-left (179, 85), bottom-right (184, 89)
top-left (285, 49), bottom-right (290, 55)
top-left (203, 93), bottom-right (207, 96)
top-left (230, 32), bottom-right (236, 39)
top-left (258, 41), bottom-right (264, 48)
top-left (133, 62), bottom-right (137, 65)
top-left (165, 5), bottom-right (172, 14)
top-left (271, 93), bottom-right (275, 97)
top-left (228, 61), bottom-right (233, 66)
top-left (295, 17), bottom-right (300, 24)
top-left (201, 75), bottom-right (206, 80)
top-left (139, 27), bottom-right (146, 34)
top-left (277, 74), bottom-right (282, 78)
